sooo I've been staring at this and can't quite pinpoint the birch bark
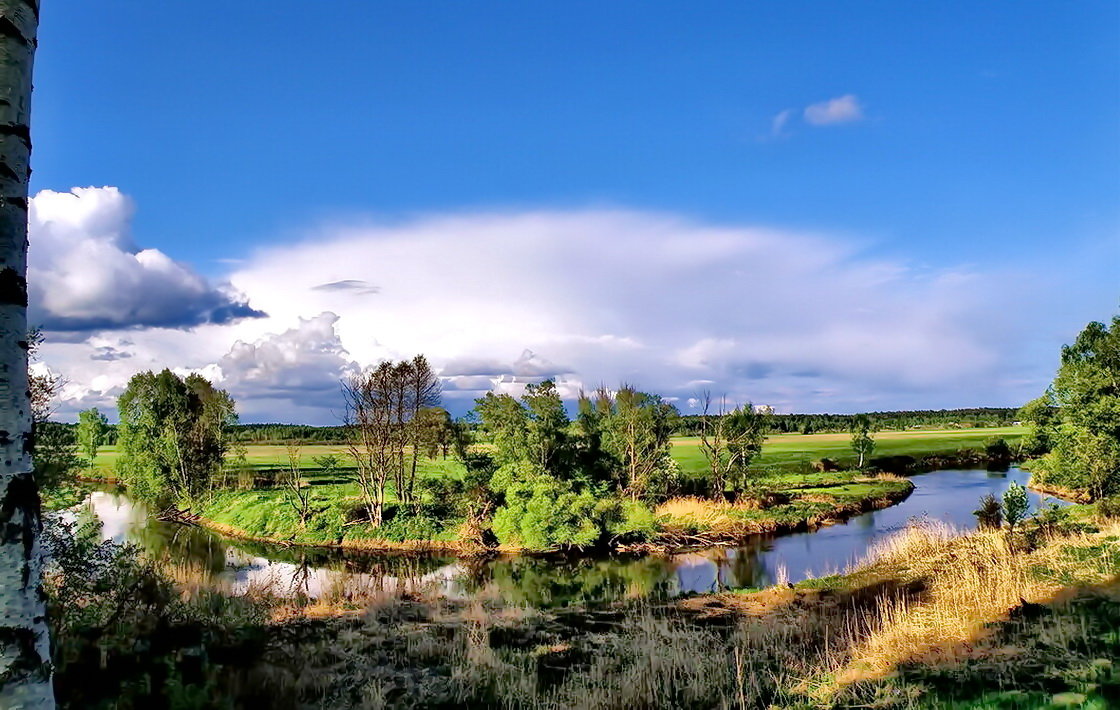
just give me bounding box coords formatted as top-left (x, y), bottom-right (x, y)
top-left (0, 1), bottom-right (52, 707)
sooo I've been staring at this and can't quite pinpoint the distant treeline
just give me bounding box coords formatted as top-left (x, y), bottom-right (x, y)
top-left (228, 423), bottom-right (351, 443)
top-left (677, 408), bottom-right (1022, 436)
top-left (226, 408), bottom-right (1022, 443)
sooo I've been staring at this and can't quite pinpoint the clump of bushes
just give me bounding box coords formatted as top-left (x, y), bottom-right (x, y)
top-left (973, 493), bottom-right (1003, 530)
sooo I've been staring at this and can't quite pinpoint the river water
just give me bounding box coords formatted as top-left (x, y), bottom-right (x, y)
top-left (78, 467), bottom-right (1064, 608)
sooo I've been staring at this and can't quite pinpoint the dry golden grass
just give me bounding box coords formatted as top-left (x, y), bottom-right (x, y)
top-left (655, 496), bottom-right (764, 536)
top-left (828, 519), bottom-right (1120, 691)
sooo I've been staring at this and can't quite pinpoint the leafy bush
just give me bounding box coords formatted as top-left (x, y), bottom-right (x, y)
top-left (973, 493), bottom-right (1003, 530)
top-left (1096, 496), bottom-right (1120, 520)
top-left (490, 462), bottom-right (602, 549)
top-left (603, 498), bottom-right (658, 543)
top-left (985, 437), bottom-right (1012, 461)
top-left (43, 518), bottom-right (267, 709)
top-left (1003, 482), bottom-right (1029, 531)
top-left (374, 506), bottom-right (456, 541)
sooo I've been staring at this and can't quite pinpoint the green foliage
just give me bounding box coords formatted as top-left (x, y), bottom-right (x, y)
top-left (490, 462), bottom-right (601, 549)
top-left (603, 498), bottom-right (658, 543)
top-left (697, 397), bottom-right (767, 499)
top-left (312, 453), bottom-right (340, 475)
top-left (594, 386), bottom-right (679, 498)
top-left (43, 519), bottom-right (266, 709)
top-left (850, 414), bottom-right (875, 469)
top-left (116, 369), bottom-right (237, 504)
top-left (973, 493), bottom-right (1003, 530)
top-left (1095, 495), bottom-right (1120, 520)
top-left (984, 436), bottom-right (1011, 461)
top-left (1002, 481), bottom-right (1029, 531)
top-left (32, 420), bottom-right (80, 492)
top-left (1026, 314), bottom-right (1120, 500)
top-left (76, 406), bottom-right (109, 467)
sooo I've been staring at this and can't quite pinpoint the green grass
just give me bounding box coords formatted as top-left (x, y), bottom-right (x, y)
top-left (672, 425), bottom-right (1025, 477)
top-left (88, 426), bottom-right (1026, 481)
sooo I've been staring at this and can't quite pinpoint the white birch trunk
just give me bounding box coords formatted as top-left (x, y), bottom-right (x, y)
top-left (0, 1), bottom-right (52, 707)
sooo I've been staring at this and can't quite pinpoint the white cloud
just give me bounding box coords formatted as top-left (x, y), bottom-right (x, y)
top-left (28, 187), bottom-right (264, 331)
top-left (770, 108), bottom-right (793, 137)
top-left (803, 94), bottom-right (864, 126)
top-left (211, 312), bottom-right (359, 422)
top-left (212, 209), bottom-right (1032, 416)
top-left (36, 199), bottom-right (1101, 423)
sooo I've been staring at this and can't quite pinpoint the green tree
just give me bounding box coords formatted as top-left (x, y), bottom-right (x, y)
top-left (850, 414), bottom-right (875, 469)
top-left (76, 407), bottom-right (109, 469)
top-left (698, 393), bottom-right (767, 499)
top-left (598, 386), bottom-right (679, 499)
top-left (1002, 481), bottom-right (1029, 532)
top-left (117, 370), bottom-right (237, 504)
top-left (1026, 314), bottom-right (1120, 500)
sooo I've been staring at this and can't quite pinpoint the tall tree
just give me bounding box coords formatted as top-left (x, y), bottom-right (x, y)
top-left (1027, 314), bottom-right (1120, 499)
top-left (850, 414), bottom-right (875, 470)
top-left (76, 408), bottom-right (108, 469)
top-left (0, 1), bottom-right (53, 706)
top-left (598, 386), bottom-right (679, 499)
top-left (697, 393), bottom-right (767, 499)
top-left (117, 370), bottom-right (237, 504)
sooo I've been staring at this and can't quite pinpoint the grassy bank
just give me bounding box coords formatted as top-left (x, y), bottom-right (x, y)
top-left (248, 507), bottom-right (1120, 708)
top-left (56, 497), bottom-right (1118, 708)
top-left (75, 425), bottom-right (1021, 554)
top-left (192, 470), bottom-right (913, 554)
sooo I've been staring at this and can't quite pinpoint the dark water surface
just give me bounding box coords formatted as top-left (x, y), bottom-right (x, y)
top-left (78, 467), bottom-right (1064, 608)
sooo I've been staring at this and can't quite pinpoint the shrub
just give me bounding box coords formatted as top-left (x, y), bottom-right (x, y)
top-left (1002, 482), bottom-right (1029, 531)
top-left (985, 437), bottom-right (1012, 461)
top-left (973, 493), bottom-right (1003, 530)
top-left (1096, 496), bottom-right (1120, 520)
top-left (603, 498), bottom-right (658, 543)
top-left (490, 463), bottom-right (602, 549)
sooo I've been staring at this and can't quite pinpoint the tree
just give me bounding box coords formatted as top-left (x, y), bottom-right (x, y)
top-left (697, 393), bottom-right (767, 500)
top-left (1002, 482), bottom-right (1029, 533)
top-left (116, 370), bottom-right (237, 504)
top-left (281, 444), bottom-right (313, 528)
top-left (598, 386), bottom-right (679, 499)
top-left (27, 331), bottom-right (77, 492)
top-left (76, 408), bottom-right (109, 469)
top-left (343, 363), bottom-right (398, 526)
top-left (1026, 314), bottom-right (1120, 500)
top-left (0, 1), bottom-right (53, 705)
top-left (342, 357), bottom-right (441, 522)
top-left (850, 414), bottom-right (875, 470)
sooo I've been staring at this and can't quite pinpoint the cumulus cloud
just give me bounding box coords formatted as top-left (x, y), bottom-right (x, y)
top-left (214, 209), bottom-right (1041, 416)
top-left (211, 312), bottom-right (359, 421)
top-left (36, 201), bottom-right (1102, 423)
top-left (803, 94), bottom-right (864, 125)
top-left (28, 187), bottom-right (265, 332)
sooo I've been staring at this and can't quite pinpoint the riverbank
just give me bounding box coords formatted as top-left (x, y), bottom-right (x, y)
top-left (187, 471), bottom-right (913, 556)
top-left (58, 496), bottom-right (1115, 709)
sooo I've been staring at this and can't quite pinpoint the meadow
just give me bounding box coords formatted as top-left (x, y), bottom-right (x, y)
top-left (89, 425), bottom-right (1026, 480)
top-left (75, 427), bottom-right (1023, 553)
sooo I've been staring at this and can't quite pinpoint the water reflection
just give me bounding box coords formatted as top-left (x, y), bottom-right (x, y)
top-left (81, 467), bottom-right (1067, 608)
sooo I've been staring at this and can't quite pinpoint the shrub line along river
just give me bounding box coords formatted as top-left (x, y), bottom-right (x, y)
top-left (74, 467), bottom-right (1065, 609)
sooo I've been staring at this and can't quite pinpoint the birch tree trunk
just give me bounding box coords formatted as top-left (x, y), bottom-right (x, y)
top-left (0, 1), bottom-right (52, 707)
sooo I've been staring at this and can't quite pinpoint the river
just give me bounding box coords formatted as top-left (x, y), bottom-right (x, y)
top-left (77, 466), bottom-right (1064, 608)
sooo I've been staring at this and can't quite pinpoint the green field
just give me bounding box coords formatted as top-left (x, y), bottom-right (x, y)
top-left (89, 425), bottom-right (1025, 482)
top-left (672, 425), bottom-right (1026, 476)
top-left (87, 425), bottom-right (1025, 492)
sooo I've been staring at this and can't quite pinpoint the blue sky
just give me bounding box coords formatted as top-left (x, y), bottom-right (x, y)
top-left (27, 2), bottom-right (1120, 422)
